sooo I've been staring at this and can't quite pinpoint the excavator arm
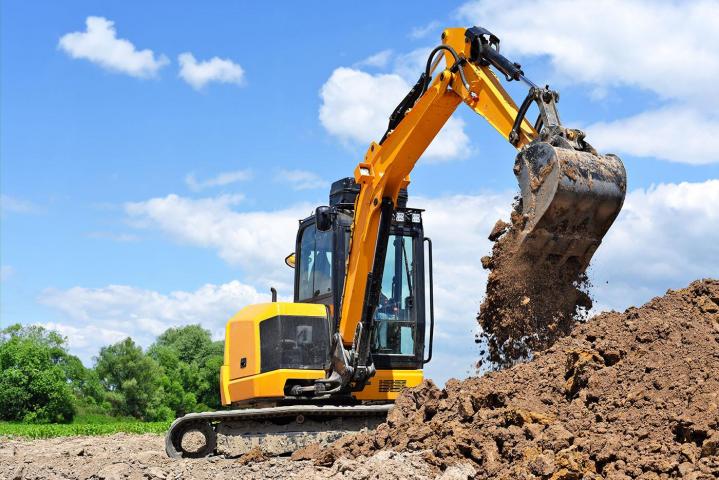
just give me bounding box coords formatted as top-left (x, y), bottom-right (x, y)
top-left (326, 26), bottom-right (626, 392)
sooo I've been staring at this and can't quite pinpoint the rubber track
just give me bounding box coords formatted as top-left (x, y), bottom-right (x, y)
top-left (165, 404), bottom-right (392, 458)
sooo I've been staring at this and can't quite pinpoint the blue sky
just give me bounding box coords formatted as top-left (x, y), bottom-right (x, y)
top-left (2, 0), bottom-right (718, 384)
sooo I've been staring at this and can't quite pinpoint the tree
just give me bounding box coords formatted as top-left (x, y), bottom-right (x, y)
top-left (148, 325), bottom-right (224, 412)
top-left (0, 324), bottom-right (77, 423)
top-left (94, 338), bottom-right (171, 421)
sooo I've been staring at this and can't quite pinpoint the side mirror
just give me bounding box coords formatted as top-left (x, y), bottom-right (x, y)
top-left (315, 206), bottom-right (332, 232)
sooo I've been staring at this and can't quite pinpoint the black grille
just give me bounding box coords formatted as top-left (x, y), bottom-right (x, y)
top-left (378, 379), bottom-right (407, 393)
top-left (259, 315), bottom-right (330, 372)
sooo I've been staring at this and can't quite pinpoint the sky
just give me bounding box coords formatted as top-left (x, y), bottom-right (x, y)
top-left (1, 0), bottom-right (718, 385)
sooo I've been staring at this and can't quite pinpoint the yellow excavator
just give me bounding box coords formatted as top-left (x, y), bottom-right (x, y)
top-left (165, 26), bottom-right (626, 458)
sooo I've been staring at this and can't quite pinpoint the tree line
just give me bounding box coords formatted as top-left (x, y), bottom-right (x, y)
top-left (0, 323), bottom-right (224, 423)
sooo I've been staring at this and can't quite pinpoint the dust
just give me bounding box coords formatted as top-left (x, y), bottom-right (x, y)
top-left (307, 279), bottom-right (719, 479)
top-left (476, 202), bottom-right (592, 369)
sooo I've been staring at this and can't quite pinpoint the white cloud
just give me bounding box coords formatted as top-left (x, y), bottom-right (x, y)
top-left (457, 0), bottom-right (718, 105)
top-left (590, 179), bottom-right (719, 311)
top-left (586, 107), bottom-right (719, 165)
top-left (58, 16), bottom-right (169, 78)
top-left (457, 0), bottom-right (719, 164)
top-left (125, 194), bottom-right (311, 288)
top-left (355, 50), bottom-right (393, 69)
top-left (0, 195), bottom-right (39, 215)
top-left (319, 67), bottom-right (470, 162)
top-left (39, 280), bottom-right (267, 363)
top-left (178, 52), bottom-right (245, 90)
top-left (185, 169), bottom-right (253, 191)
top-left (409, 21), bottom-right (441, 40)
top-left (275, 169), bottom-right (328, 190)
top-left (1, 265), bottom-right (15, 282)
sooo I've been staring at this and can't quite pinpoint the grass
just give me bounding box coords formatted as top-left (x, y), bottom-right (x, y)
top-left (0, 420), bottom-right (171, 439)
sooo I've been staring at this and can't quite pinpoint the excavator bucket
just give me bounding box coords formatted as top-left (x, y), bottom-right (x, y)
top-left (513, 140), bottom-right (627, 269)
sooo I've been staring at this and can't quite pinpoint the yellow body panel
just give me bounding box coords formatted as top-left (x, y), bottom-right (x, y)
top-left (222, 367), bottom-right (422, 405)
top-left (223, 369), bottom-right (325, 405)
top-left (221, 302), bottom-right (328, 406)
top-left (219, 301), bottom-right (424, 405)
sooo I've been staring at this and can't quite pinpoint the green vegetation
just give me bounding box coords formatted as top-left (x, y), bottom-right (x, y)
top-left (0, 323), bottom-right (224, 433)
top-left (0, 420), bottom-right (171, 439)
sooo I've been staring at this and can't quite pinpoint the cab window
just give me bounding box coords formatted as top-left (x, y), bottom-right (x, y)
top-left (372, 234), bottom-right (415, 356)
top-left (298, 224), bottom-right (333, 301)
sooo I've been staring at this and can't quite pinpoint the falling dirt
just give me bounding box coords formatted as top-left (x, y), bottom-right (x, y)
top-left (476, 203), bottom-right (592, 369)
top-left (301, 279), bottom-right (719, 479)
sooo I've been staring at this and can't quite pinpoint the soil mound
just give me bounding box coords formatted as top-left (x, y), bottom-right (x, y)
top-left (477, 210), bottom-right (592, 369)
top-left (305, 279), bottom-right (719, 479)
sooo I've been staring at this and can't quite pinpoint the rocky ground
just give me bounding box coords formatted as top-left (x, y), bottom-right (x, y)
top-left (2, 279), bottom-right (717, 479)
top-left (0, 433), bottom-right (452, 480)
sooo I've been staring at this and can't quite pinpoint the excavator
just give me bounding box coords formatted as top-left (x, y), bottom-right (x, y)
top-left (165, 26), bottom-right (626, 458)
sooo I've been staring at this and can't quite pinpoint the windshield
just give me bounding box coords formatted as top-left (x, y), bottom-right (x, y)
top-left (372, 234), bottom-right (415, 356)
top-left (298, 224), bottom-right (333, 300)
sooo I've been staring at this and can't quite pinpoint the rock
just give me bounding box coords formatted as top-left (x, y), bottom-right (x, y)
top-left (144, 466), bottom-right (166, 479)
top-left (701, 432), bottom-right (719, 457)
top-left (96, 462), bottom-right (130, 480)
top-left (439, 462), bottom-right (476, 479)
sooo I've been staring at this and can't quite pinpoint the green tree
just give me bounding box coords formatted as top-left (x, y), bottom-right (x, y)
top-left (0, 324), bottom-right (77, 423)
top-left (94, 338), bottom-right (171, 421)
top-left (148, 325), bottom-right (224, 412)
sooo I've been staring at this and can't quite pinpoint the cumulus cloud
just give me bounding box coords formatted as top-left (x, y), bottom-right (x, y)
top-left (178, 53), bottom-right (245, 90)
top-left (275, 169), bottom-right (328, 191)
top-left (457, 0), bottom-right (718, 105)
top-left (319, 67), bottom-right (470, 162)
top-left (125, 194), bottom-right (311, 288)
top-left (590, 179), bottom-right (719, 311)
top-left (39, 280), bottom-right (267, 363)
top-left (587, 108), bottom-right (719, 165)
top-left (457, 0), bottom-right (719, 164)
top-left (185, 169), bottom-right (253, 191)
top-left (58, 16), bottom-right (169, 78)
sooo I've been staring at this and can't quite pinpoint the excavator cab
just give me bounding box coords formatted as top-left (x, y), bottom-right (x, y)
top-left (293, 178), bottom-right (431, 374)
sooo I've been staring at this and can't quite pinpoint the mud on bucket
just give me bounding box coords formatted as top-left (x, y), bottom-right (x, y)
top-left (513, 141), bottom-right (627, 269)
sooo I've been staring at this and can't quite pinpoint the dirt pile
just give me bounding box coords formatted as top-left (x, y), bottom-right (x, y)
top-left (305, 279), bottom-right (719, 479)
top-left (477, 210), bottom-right (592, 369)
